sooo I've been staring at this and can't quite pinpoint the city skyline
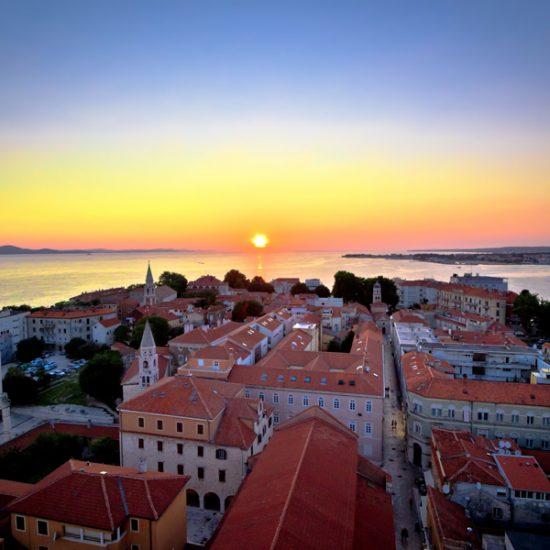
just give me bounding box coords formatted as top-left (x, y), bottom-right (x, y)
top-left (1, 1), bottom-right (549, 252)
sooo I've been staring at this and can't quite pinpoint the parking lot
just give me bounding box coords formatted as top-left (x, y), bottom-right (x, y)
top-left (17, 352), bottom-right (87, 381)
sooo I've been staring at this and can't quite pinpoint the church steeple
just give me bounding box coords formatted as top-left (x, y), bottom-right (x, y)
top-left (144, 262), bottom-right (156, 306)
top-left (139, 320), bottom-right (159, 389)
top-left (373, 280), bottom-right (382, 303)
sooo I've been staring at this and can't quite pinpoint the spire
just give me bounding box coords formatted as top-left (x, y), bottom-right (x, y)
top-left (146, 261), bottom-right (154, 285)
top-left (140, 320), bottom-right (156, 349)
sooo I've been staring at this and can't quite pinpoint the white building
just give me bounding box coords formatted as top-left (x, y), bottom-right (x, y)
top-left (0, 308), bottom-right (29, 362)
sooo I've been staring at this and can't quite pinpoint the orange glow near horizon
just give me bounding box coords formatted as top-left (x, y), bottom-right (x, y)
top-left (0, 140), bottom-right (549, 252)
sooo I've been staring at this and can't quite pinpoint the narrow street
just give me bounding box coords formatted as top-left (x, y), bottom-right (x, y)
top-left (382, 338), bottom-right (422, 550)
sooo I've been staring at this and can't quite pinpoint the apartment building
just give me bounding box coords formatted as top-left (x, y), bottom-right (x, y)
top-left (0, 308), bottom-right (29, 362)
top-left (401, 351), bottom-right (550, 468)
top-left (119, 375), bottom-right (273, 512)
top-left (5, 459), bottom-right (188, 550)
top-left (420, 331), bottom-right (538, 382)
top-left (450, 273), bottom-right (508, 292)
top-left (430, 428), bottom-right (550, 527)
top-left (188, 275), bottom-right (230, 295)
top-left (27, 306), bottom-right (118, 350)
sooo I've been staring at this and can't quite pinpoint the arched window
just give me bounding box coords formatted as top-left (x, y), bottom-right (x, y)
top-left (204, 492), bottom-right (221, 511)
top-left (215, 449), bottom-right (227, 460)
top-left (186, 489), bottom-right (200, 508)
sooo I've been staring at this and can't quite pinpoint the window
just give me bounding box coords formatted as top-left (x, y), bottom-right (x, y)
top-left (157, 461), bottom-right (164, 472)
top-left (318, 397), bottom-right (324, 408)
top-left (273, 393), bottom-right (279, 404)
top-left (333, 398), bottom-right (340, 409)
top-left (349, 422), bottom-right (356, 432)
top-left (365, 401), bottom-right (372, 413)
top-left (288, 394), bottom-right (294, 405)
top-left (349, 400), bottom-right (356, 411)
top-left (511, 412), bottom-right (519, 424)
top-left (177, 443), bottom-right (183, 455)
top-left (198, 467), bottom-right (204, 480)
top-left (37, 520), bottom-right (48, 536)
top-left (274, 412), bottom-right (279, 424)
top-left (197, 446), bottom-right (204, 457)
top-left (245, 389), bottom-right (251, 398)
top-left (526, 414), bottom-right (534, 425)
top-left (542, 440), bottom-right (549, 450)
top-left (138, 417), bottom-right (144, 428)
top-left (197, 424), bottom-right (204, 435)
top-left (130, 518), bottom-right (139, 532)
top-left (157, 441), bottom-right (163, 452)
top-left (413, 421), bottom-right (422, 434)
top-left (496, 411), bottom-right (504, 422)
top-left (477, 411), bottom-right (489, 422)
top-left (138, 438), bottom-right (144, 449)
top-left (448, 408), bottom-right (455, 419)
top-left (177, 422), bottom-right (183, 433)
top-left (157, 420), bottom-right (163, 430)
top-left (364, 423), bottom-right (372, 436)
top-left (543, 416), bottom-right (550, 427)
top-left (216, 449), bottom-right (227, 460)
top-left (177, 464), bottom-right (184, 475)
top-left (257, 433), bottom-right (262, 444)
top-left (492, 507), bottom-right (503, 520)
top-left (320, 377), bottom-right (327, 385)
top-left (15, 515), bottom-right (25, 531)
top-left (431, 407), bottom-right (442, 417)
top-left (525, 438), bottom-right (534, 448)
top-left (290, 375), bottom-right (297, 382)
top-left (259, 392), bottom-right (265, 401)
top-left (219, 470), bottom-right (226, 482)
top-left (413, 402), bottom-right (423, 414)
top-left (303, 395), bottom-right (309, 406)
top-left (304, 376), bottom-right (311, 383)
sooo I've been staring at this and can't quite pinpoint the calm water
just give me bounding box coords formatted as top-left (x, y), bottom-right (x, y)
top-left (1, 251), bottom-right (549, 307)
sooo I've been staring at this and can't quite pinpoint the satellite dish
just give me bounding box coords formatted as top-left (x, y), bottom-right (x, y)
top-left (505, 441), bottom-right (511, 449)
top-left (443, 484), bottom-right (450, 494)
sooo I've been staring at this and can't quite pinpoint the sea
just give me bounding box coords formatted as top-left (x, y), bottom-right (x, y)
top-left (1, 251), bottom-right (550, 308)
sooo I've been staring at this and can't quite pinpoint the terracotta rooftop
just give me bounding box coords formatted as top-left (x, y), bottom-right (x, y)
top-left (402, 351), bottom-right (550, 406)
top-left (427, 487), bottom-right (478, 548)
top-left (29, 307), bottom-right (116, 319)
top-left (228, 326), bottom-right (267, 349)
top-left (7, 461), bottom-right (188, 531)
top-left (119, 375), bottom-right (244, 419)
top-left (189, 275), bottom-right (224, 286)
top-left (275, 328), bottom-right (314, 351)
top-left (495, 455), bottom-right (550, 492)
top-left (431, 428), bottom-right (513, 486)
top-left (211, 406), bottom-right (393, 550)
top-left (169, 321), bottom-right (242, 346)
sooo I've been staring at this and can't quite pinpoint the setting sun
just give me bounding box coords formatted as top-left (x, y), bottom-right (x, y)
top-left (251, 233), bottom-right (269, 249)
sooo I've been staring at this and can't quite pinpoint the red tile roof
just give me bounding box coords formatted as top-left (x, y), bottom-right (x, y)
top-left (7, 462), bottom-right (188, 531)
top-left (214, 398), bottom-right (269, 450)
top-left (29, 307), bottom-right (116, 319)
top-left (495, 455), bottom-right (550, 492)
top-left (275, 329), bottom-right (314, 351)
top-left (391, 310), bottom-right (429, 325)
top-left (211, 407), bottom-right (393, 550)
top-left (119, 375), bottom-right (244, 419)
top-left (189, 275), bottom-right (224, 286)
top-left (402, 351), bottom-right (550, 406)
top-left (98, 317), bottom-right (121, 328)
top-left (228, 326), bottom-right (267, 350)
top-left (427, 487), bottom-right (478, 548)
top-left (431, 428), bottom-right (512, 486)
top-left (169, 321), bottom-right (242, 346)
top-left (437, 330), bottom-right (526, 347)
top-left (229, 364), bottom-right (381, 396)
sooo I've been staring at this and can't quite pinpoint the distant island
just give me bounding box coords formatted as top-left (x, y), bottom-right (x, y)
top-left (410, 246), bottom-right (550, 254)
top-left (0, 245), bottom-right (185, 255)
top-left (343, 250), bottom-right (550, 265)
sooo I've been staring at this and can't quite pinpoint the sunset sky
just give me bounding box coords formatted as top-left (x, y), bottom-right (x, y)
top-left (1, 1), bottom-right (549, 252)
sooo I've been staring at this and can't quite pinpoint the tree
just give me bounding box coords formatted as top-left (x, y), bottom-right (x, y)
top-left (16, 337), bottom-right (44, 362)
top-left (130, 316), bottom-right (170, 348)
top-left (113, 324), bottom-right (129, 343)
top-left (79, 350), bottom-right (124, 408)
top-left (232, 300), bottom-right (263, 322)
top-left (191, 291), bottom-right (217, 308)
top-left (247, 276), bottom-right (274, 293)
top-left (513, 290), bottom-right (540, 333)
top-left (65, 337), bottom-right (88, 359)
top-left (538, 300), bottom-right (550, 339)
top-left (332, 271), bottom-right (367, 304)
top-left (290, 282), bottom-right (311, 295)
top-left (363, 276), bottom-right (399, 309)
top-left (158, 271), bottom-right (188, 297)
top-left (3, 304), bottom-right (32, 312)
top-left (326, 338), bottom-right (341, 352)
top-left (88, 437), bottom-right (120, 465)
top-left (314, 284), bottom-right (331, 298)
top-left (4, 367), bottom-right (39, 405)
top-left (224, 269), bottom-right (249, 289)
